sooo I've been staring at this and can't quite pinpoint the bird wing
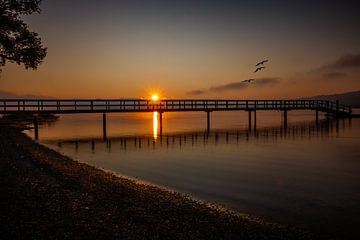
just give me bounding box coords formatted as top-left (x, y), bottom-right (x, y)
top-left (254, 67), bottom-right (265, 73)
top-left (256, 60), bottom-right (269, 65)
top-left (256, 60), bottom-right (268, 66)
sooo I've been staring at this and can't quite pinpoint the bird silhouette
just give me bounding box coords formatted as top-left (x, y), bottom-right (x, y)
top-left (255, 59), bottom-right (269, 66)
top-left (254, 66), bottom-right (265, 73)
top-left (242, 79), bottom-right (255, 83)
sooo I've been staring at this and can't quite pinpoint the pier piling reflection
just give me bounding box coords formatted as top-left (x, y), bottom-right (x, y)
top-left (49, 119), bottom-right (348, 153)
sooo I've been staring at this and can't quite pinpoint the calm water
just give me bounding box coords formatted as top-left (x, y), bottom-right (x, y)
top-left (25, 110), bottom-right (360, 238)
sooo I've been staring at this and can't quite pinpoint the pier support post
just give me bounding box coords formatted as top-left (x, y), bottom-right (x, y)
top-left (91, 140), bottom-right (95, 152)
top-left (248, 110), bottom-right (252, 131)
top-left (283, 110), bottom-right (288, 129)
top-left (253, 110), bottom-right (257, 131)
top-left (315, 110), bottom-right (319, 124)
top-left (159, 112), bottom-right (163, 137)
top-left (206, 111), bottom-right (211, 133)
top-left (102, 113), bottom-right (107, 140)
top-left (34, 114), bottom-right (39, 140)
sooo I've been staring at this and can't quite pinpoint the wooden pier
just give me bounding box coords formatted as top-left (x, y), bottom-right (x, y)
top-left (0, 99), bottom-right (353, 139)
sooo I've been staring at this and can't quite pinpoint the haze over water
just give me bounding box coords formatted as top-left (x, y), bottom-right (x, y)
top-left (25, 110), bottom-right (360, 239)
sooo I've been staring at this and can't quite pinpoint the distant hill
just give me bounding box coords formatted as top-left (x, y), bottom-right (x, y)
top-left (301, 90), bottom-right (360, 108)
top-left (0, 91), bottom-right (53, 99)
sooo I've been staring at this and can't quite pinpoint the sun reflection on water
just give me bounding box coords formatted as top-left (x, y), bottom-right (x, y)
top-left (153, 112), bottom-right (158, 140)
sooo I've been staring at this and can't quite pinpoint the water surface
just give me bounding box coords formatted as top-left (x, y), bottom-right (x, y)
top-left (25, 110), bottom-right (360, 239)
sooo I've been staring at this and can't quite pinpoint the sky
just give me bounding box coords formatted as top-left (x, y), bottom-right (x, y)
top-left (1, 0), bottom-right (360, 99)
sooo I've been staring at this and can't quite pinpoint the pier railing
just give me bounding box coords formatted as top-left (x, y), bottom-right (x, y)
top-left (0, 99), bottom-right (352, 116)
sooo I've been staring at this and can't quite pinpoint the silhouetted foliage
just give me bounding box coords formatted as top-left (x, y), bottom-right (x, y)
top-left (0, 0), bottom-right (47, 71)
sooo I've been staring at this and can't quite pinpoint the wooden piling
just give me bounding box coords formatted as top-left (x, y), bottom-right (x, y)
top-left (206, 111), bottom-right (211, 133)
top-left (283, 110), bottom-right (288, 128)
top-left (159, 112), bottom-right (163, 136)
top-left (254, 110), bottom-right (257, 131)
top-left (102, 113), bottom-right (107, 140)
top-left (34, 114), bottom-right (39, 140)
top-left (248, 110), bottom-right (252, 131)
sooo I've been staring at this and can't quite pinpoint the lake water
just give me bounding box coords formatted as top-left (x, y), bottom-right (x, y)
top-left (25, 110), bottom-right (360, 239)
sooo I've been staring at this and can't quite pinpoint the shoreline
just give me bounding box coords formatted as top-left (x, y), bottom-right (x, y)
top-left (1, 126), bottom-right (320, 239)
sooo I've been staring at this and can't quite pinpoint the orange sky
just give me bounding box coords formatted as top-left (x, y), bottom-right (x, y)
top-left (1, 0), bottom-right (359, 99)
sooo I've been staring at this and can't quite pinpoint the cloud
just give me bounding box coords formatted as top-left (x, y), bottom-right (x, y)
top-left (209, 77), bottom-right (280, 92)
top-left (252, 77), bottom-right (280, 86)
top-left (322, 72), bottom-right (347, 79)
top-left (209, 81), bottom-right (247, 92)
top-left (185, 78), bottom-right (280, 95)
top-left (318, 54), bottom-right (360, 71)
top-left (186, 89), bottom-right (207, 96)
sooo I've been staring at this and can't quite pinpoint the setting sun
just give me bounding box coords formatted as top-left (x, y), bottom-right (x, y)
top-left (151, 94), bottom-right (159, 101)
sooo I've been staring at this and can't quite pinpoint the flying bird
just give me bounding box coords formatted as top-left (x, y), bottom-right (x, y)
top-left (254, 67), bottom-right (265, 73)
top-left (242, 79), bottom-right (255, 83)
top-left (255, 59), bottom-right (269, 66)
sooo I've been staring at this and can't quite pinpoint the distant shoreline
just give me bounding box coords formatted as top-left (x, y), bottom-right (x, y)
top-left (300, 90), bottom-right (360, 108)
top-left (0, 125), bottom-right (319, 240)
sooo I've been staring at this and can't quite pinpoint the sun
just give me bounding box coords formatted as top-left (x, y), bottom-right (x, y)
top-left (151, 94), bottom-right (159, 101)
